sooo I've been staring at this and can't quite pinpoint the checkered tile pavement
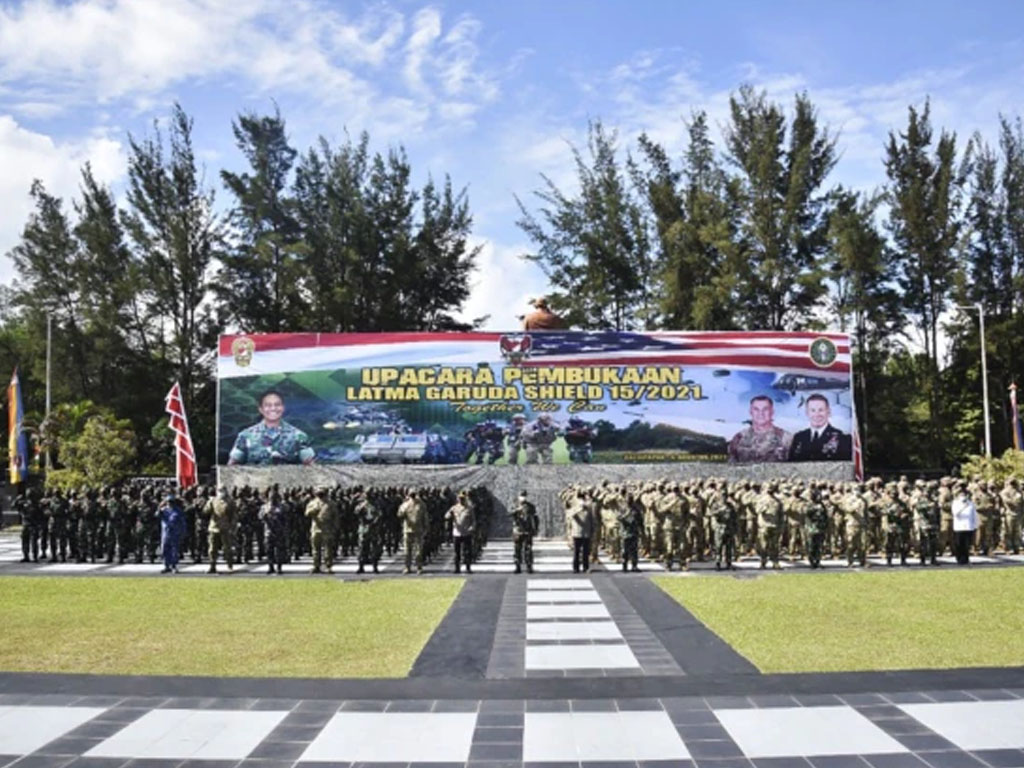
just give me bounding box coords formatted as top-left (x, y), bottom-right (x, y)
top-left (0, 691), bottom-right (1021, 767)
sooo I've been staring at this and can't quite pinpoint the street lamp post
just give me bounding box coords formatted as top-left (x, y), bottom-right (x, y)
top-left (956, 302), bottom-right (991, 458)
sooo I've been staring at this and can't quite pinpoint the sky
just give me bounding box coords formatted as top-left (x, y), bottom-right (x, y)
top-left (1, 0), bottom-right (1023, 331)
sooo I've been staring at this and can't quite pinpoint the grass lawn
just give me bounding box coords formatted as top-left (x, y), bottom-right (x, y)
top-left (0, 576), bottom-right (462, 678)
top-left (654, 568), bottom-right (1024, 673)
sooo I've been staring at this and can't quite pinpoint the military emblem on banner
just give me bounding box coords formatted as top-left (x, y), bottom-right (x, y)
top-left (809, 337), bottom-right (838, 368)
top-left (499, 334), bottom-right (533, 365)
top-left (231, 336), bottom-right (255, 368)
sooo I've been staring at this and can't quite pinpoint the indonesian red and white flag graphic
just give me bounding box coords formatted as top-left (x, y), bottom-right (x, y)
top-left (164, 382), bottom-right (197, 489)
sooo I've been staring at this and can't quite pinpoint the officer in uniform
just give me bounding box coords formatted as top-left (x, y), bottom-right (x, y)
top-left (914, 481), bottom-right (941, 566)
top-left (16, 489), bottom-right (41, 563)
top-left (397, 489), bottom-right (427, 574)
top-left (881, 482), bottom-right (911, 566)
top-left (709, 482), bottom-right (737, 570)
top-left (727, 396), bottom-right (793, 463)
top-left (511, 491), bottom-right (539, 573)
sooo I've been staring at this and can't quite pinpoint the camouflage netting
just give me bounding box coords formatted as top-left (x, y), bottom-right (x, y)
top-left (220, 462), bottom-right (853, 538)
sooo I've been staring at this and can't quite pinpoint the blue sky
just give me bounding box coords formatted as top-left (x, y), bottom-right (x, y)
top-left (1, 0), bottom-right (1022, 330)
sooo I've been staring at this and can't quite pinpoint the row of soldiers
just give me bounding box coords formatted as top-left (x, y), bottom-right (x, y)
top-left (11, 483), bottom-right (494, 574)
top-left (560, 476), bottom-right (1024, 570)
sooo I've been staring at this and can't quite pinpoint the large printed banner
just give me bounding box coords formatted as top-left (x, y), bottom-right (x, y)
top-left (216, 331), bottom-right (855, 467)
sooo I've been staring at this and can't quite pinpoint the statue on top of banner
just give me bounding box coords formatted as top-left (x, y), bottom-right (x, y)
top-left (522, 297), bottom-right (566, 331)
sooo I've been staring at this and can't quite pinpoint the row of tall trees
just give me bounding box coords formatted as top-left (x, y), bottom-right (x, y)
top-left (1, 104), bottom-right (481, 472)
top-left (516, 90), bottom-right (1024, 469)
top-left (2, 88), bottom-right (1023, 472)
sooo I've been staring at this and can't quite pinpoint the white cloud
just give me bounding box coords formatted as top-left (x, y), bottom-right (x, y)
top-left (0, 115), bottom-right (124, 285)
top-left (0, 0), bottom-right (500, 129)
top-left (457, 239), bottom-right (549, 331)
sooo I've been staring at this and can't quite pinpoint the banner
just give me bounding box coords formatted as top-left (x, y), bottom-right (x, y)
top-left (216, 331), bottom-right (855, 468)
top-left (7, 368), bottom-right (29, 484)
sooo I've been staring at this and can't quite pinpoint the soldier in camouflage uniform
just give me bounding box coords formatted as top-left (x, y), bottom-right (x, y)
top-left (355, 490), bottom-right (383, 574)
top-left (937, 477), bottom-right (954, 555)
top-left (618, 493), bottom-right (643, 572)
top-left (802, 485), bottom-right (829, 568)
top-left (396, 489), bottom-right (426, 574)
top-left (45, 489), bottom-right (70, 562)
top-left (522, 414), bottom-right (558, 464)
top-left (755, 481), bottom-right (783, 569)
top-left (511, 491), bottom-right (539, 574)
top-left (844, 482), bottom-right (869, 567)
top-left (914, 481), bottom-right (940, 566)
top-left (999, 478), bottom-right (1022, 554)
top-left (881, 483), bottom-right (911, 566)
top-left (727, 396), bottom-right (793, 463)
top-left (306, 488), bottom-right (337, 574)
top-left (16, 490), bottom-right (41, 563)
top-left (972, 480), bottom-right (997, 555)
top-left (206, 486), bottom-right (237, 573)
top-left (660, 484), bottom-right (688, 570)
top-left (193, 486), bottom-right (211, 563)
top-left (709, 482), bottom-right (737, 570)
top-left (228, 390), bottom-right (315, 465)
top-left (259, 491), bottom-right (289, 574)
top-left (107, 488), bottom-right (133, 564)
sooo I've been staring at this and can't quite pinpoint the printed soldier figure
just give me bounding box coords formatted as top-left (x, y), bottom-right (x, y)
top-left (727, 396), bottom-right (793, 463)
top-left (355, 491), bottom-right (383, 574)
top-left (260, 491), bottom-right (289, 574)
top-left (618, 493), bottom-right (643, 572)
top-left (755, 481), bottom-right (784, 569)
top-left (511, 491), bottom-right (539, 574)
top-left (802, 485), bottom-right (829, 568)
top-left (506, 414), bottom-right (527, 466)
top-left (397, 489), bottom-right (426, 574)
top-left (306, 488), bottom-right (336, 574)
top-left (228, 390), bottom-right (316, 466)
top-left (522, 413), bottom-right (558, 464)
top-left (882, 483), bottom-right (911, 566)
top-left (710, 483), bottom-right (737, 571)
top-left (206, 486), bottom-right (237, 573)
top-left (1000, 478), bottom-right (1022, 554)
top-left (564, 416), bottom-right (597, 463)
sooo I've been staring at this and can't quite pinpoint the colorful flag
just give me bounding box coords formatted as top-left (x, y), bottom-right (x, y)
top-left (164, 382), bottom-right (197, 489)
top-left (7, 368), bottom-right (29, 484)
top-left (1011, 383), bottom-right (1023, 451)
top-left (852, 417), bottom-right (864, 482)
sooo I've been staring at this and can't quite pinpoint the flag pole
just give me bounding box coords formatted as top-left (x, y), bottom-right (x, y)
top-left (45, 313), bottom-right (52, 471)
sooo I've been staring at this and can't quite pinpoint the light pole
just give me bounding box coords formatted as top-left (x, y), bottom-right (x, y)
top-left (956, 302), bottom-right (991, 457)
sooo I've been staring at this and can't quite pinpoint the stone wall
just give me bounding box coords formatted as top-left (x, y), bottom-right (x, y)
top-left (220, 461), bottom-right (853, 538)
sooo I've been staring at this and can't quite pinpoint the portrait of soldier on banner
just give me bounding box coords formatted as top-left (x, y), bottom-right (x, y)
top-left (228, 389), bottom-right (316, 465)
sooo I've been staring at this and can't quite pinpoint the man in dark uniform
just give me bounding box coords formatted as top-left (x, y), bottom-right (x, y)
top-left (788, 394), bottom-right (852, 461)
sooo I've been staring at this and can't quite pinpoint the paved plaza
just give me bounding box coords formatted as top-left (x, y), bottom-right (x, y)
top-left (1, 531), bottom-right (1023, 768)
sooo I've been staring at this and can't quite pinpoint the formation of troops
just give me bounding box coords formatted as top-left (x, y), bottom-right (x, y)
top-left (559, 476), bottom-right (1024, 571)
top-left (9, 483), bottom-right (494, 575)
top-left (8, 475), bottom-right (1023, 574)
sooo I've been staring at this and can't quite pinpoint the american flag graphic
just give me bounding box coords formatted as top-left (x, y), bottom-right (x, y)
top-left (218, 331), bottom-right (852, 378)
top-left (165, 382), bottom-right (197, 489)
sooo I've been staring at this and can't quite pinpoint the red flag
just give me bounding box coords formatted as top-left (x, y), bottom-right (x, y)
top-left (164, 382), bottom-right (197, 489)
